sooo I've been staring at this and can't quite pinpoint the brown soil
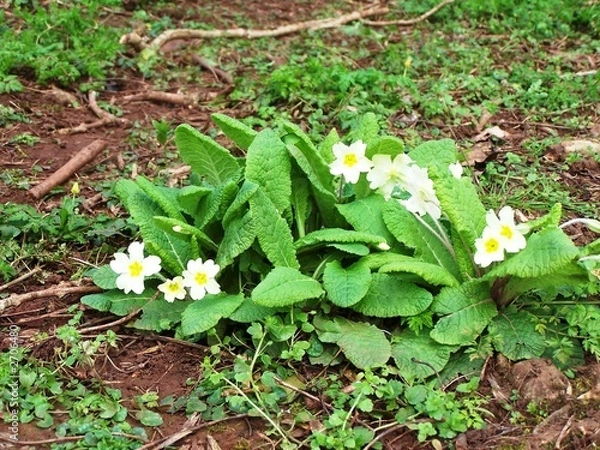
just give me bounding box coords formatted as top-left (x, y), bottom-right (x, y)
top-left (1, 1), bottom-right (600, 449)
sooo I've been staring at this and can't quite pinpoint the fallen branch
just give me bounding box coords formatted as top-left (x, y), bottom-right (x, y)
top-left (121, 4), bottom-right (389, 51)
top-left (29, 139), bottom-right (108, 199)
top-left (363, 0), bottom-right (455, 26)
top-left (58, 91), bottom-right (130, 134)
top-left (0, 281), bottom-right (101, 314)
top-left (0, 267), bottom-right (42, 293)
top-left (121, 90), bottom-right (201, 106)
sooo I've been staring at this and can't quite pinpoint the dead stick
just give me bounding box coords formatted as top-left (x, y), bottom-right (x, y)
top-left (125, 5), bottom-right (389, 51)
top-left (121, 91), bottom-right (200, 105)
top-left (363, 0), bottom-right (454, 26)
top-left (0, 282), bottom-right (101, 314)
top-left (0, 267), bottom-right (42, 293)
top-left (29, 139), bottom-right (108, 199)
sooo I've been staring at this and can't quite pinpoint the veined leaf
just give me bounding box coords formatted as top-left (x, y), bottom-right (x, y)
top-left (382, 201), bottom-right (460, 279)
top-left (314, 316), bottom-right (391, 369)
top-left (337, 194), bottom-right (397, 246)
top-left (211, 113), bottom-right (257, 150)
top-left (347, 112), bottom-right (380, 145)
top-left (89, 265), bottom-right (117, 290)
top-left (319, 127), bottom-right (340, 162)
top-left (392, 331), bottom-right (457, 380)
top-left (136, 176), bottom-right (184, 221)
top-left (378, 254), bottom-right (459, 287)
top-left (252, 267), bottom-right (324, 307)
top-left (216, 211), bottom-right (256, 268)
top-left (323, 259), bottom-right (371, 307)
top-left (134, 299), bottom-right (191, 332)
top-left (329, 243), bottom-right (370, 256)
top-left (295, 228), bottom-right (387, 252)
top-left (436, 175), bottom-right (487, 246)
top-left (430, 281), bottom-right (497, 345)
top-left (366, 136), bottom-right (405, 159)
top-left (521, 203), bottom-right (562, 231)
top-left (485, 227), bottom-right (580, 279)
top-left (196, 176), bottom-right (240, 228)
top-left (291, 173), bottom-right (311, 236)
top-left (489, 310), bottom-right (546, 361)
top-left (181, 294), bottom-right (245, 335)
top-left (245, 129), bottom-right (292, 213)
top-left (250, 188), bottom-right (299, 268)
top-left (222, 180), bottom-right (258, 226)
top-left (175, 124), bottom-right (240, 185)
top-left (408, 139), bottom-right (457, 170)
top-left (177, 185), bottom-right (212, 218)
top-left (81, 289), bottom-right (154, 316)
top-left (153, 216), bottom-right (218, 252)
top-left (229, 298), bottom-right (277, 323)
top-left (126, 191), bottom-right (193, 275)
top-left (353, 273), bottom-right (433, 317)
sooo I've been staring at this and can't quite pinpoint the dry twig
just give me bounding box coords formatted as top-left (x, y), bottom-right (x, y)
top-left (58, 91), bottom-right (130, 134)
top-left (363, 0), bottom-right (455, 26)
top-left (0, 267), bottom-right (42, 293)
top-left (29, 139), bottom-right (108, 199)
top-left (121, 90), bottom-right (201, 106)
top-left (0, 281), bottom-right (101, 314)
top-left (120, 4), bottom-right (389, 51)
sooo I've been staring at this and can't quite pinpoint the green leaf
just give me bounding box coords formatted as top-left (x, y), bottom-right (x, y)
top-left (430, 281), bottom-right (497, 345)
top-left (136, 176), bottom-right (184, 221)
top-left (177, 185), bottom-right (212, 218)
top-left (216, 211), bottom-right (256, 268)
top-left (252, 267), bottom-right (324, 307)
top-left (408, 139), bottom-right (457, 170)
top-left (378, 254), bottom-right (459, 287)
top-left (153, 216), bottom-right (218, 252)
top-left (337, 194), bottom-right (396, 246)
top-left (222, 180), bottom-right (258, 226)
top-left (89, 265), bottom-right (117, 289)
top-left (434, 172), bottom-right (487, 246)
top-left (136, 409), bottom-right (163, 427)
top-left (175, 124), bottom-right (240, 185)
top-left (295, 228), bottom-right (387, 252)
top-left (392, 331), bottom-right (456, 380)
top-left (366, 136), bottom-right (405, 159)
top-left (81, 289), bottom-right (154, 316)
top-left (522, 203), bottom-right (562, 231)
top-left (250, 188), bottom-right (299, 268)
top-left (485, 227), bottom-right (580, 279)
top-left (347, 112), bottom-right (380, 145)
top-left (352, 273), bottom-right (433, 317)
top-left (315, 317), bottom-right (391, 369)
top-left (181, 294), bottom-right (245, 335)
top-left (245, 129), bottom-right (292, 213)
top-left (134, 299), bottom-right (191, 332)
top-left (329, 243), bottom-right (370, 256)
top-left (229, 298), bottom-right (277, 323)
top-left (382, 201), bottom-right (460, 278)
top-left (322, 260), bottom-right (371, 307)
top-left (211, 113), bottom-right (257, 150)
top-left (319, 127), bottom-right (340, 162)
top-left (115, 181), bottom-right (193, 274)
top-left (489, 310), bottom-right (546, 361)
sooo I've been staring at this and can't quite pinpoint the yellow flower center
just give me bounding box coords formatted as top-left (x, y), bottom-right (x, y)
top-left (194, 272), bottom-right (208, 286)
top-left (500, 224), bottom-right (513, 240)
top-left (343, 153), bottom-right (358, 167)
top-left (167, 281), bottom-right (180, 293)
top-left (128, 260), bottom-right (143, 277)
top-left (484, 237), bottom-right (500, 254)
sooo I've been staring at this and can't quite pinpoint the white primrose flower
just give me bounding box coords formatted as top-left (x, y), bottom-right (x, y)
top-left (400, 165), bottom-right (442, 220)
top-left (473, 228), bottom-right (506, 268)
top-left (449, 161), bottom-right (463, 179)
top-left (366, 153), bottom-right (414, 199)
top-left (158, 276), bottom-right (187, 303)
top-left (486, 206), bottom-right (527, 253)
top-left (110, 242), bottom-right (162, 295)
top-left (329, 140), bottom-right (373, 184)
top-left (182, 258), bottom-right (221, 301)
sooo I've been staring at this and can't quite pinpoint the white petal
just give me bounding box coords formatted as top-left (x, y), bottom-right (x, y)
top-left (110, 253), bottom-right (130, 274)
top-left (205, 279), bottom-right (221, 295)
top-left (203, 260), bottom-right (220, 277)
top-left (348, 140), bottom-right (367, 157)
top-left (142, 255), bottom-right (162, 276)
top-left (115, 273), bottom-right (132, 293)
top-left (130, 278), bottom-right (146, 295)
top-left (498, 206), bottom-right (516, 225)
top-left (128, 241), bottom-right (145, 259)
top-left (189, 285), bottom-right (206, 301)
top-left (332, 142), bottom-right (349, 159)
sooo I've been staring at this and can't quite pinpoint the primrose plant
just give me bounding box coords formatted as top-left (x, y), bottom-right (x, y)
top-left (83, 113), bottom-right (600, 379)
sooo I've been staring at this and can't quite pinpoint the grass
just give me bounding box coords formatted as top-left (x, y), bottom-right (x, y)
top-left (1, 0), bottom-right (600, 447)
